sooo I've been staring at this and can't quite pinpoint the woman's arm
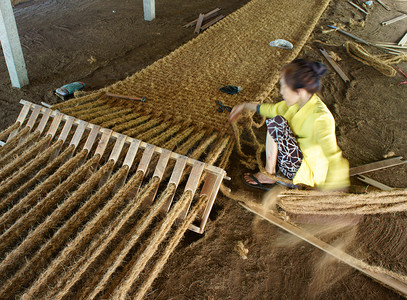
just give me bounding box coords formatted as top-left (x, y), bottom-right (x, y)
top-left (229, 102), bottom-right (259, 123)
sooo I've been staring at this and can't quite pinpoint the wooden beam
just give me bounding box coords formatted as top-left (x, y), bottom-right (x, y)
top-left (381, 14), bottom-right (406, 26)
top-left (184, 8), bottom-right (221, 28)
top-left (356, 175), bottom-right (394, 191)
top-left (194, 14), bottom-right (205, 34)
top-left (398, 31), bottom-right (407, 46)
top-left (0, 0), bottom-right (29, 88)
top-left (240, 201), bottom-right (407, 296)
top-left (201, 15), bottom-right (225, 31)
top-left (376, 0), bottom-right (390, 11)
top-left (143, 0), bottom-right (155, 21)
top-left (349, 157), bottom-right (407, 176)
top-left (319, 48), bottom-right (350, 82)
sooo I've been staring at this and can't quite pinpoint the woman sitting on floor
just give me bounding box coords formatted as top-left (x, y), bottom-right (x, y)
top-left (229, 59), bottom-right (349, 191)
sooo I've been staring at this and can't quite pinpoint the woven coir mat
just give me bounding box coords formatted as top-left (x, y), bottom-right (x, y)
top-left (55, 0), bottom-right (331, 133)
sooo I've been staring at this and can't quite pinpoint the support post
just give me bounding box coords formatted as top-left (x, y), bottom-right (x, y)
top-left (0, 0), bottom-right (29, 88)
top-left (143, 0), bottom-right (155, 21)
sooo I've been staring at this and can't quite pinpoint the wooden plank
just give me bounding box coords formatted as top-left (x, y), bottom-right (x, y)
top-left (122, 138), bottom-right (141, 168)
top-left (184, 8), bottom-right (220, 27)
top-left (137, 143), bottom-right (156, 174)
top-left (381, 14), bottom-right (407, 26)
top-left (108, 134), bottom-right (127, 163)
top-left (194, 14), bottom-right (205, 34)
top-left (346, 0), bottom-right (368, 15)
top-left (349, 157), bottom-right (407, 176)
top-left (35, 108), bottom-right (52, 134)
top-left (105, 92), bottom-right (145, 102)
top-left (376, 0), bottom-right (390, 11)
top-left (94, 129), bottom-right (112, 157)
top-left (398, 31), bottom-right (407, 46)
top-left (83, 125), bottom-right (101, 152)
top-left (240, 201), bottom-right (407, 296)
top-left (373, 43), bottom-right (407, 50)
top-left (201, 14), bottom-right (225, 30)
top-left (179, 161), bottom-right (205, 220)
top-left (189, 171), bottom-right (225, 234)
top-left (161, 155), bottom-right (188, 213)
top-left (357, 175), bottom-right (394, 191)
top-left (320, 48), bottom-right (350, 82)
top-left (152, 149), bottom-right (171, 180)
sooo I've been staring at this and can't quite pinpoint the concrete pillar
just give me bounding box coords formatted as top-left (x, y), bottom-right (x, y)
top-left (0, 0), bottom-right (29, 88)
top-left (143, 0), bottom-right (155, 21)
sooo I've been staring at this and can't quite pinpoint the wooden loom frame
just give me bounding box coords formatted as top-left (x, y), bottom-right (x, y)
top-left (2, 99), bottom-right (228, 234)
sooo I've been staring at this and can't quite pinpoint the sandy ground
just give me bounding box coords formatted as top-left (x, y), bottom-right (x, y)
top-left (1, 0), bottom-right (407, 298)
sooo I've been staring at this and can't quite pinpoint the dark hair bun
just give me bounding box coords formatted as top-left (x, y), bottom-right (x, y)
top-left (281, 59), bottom-right (327, 94)
top-left (310, 62), bottom-right (327, 78)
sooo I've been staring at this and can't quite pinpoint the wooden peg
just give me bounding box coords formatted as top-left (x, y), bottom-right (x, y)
top-left (137, 143), bottom-right (156, 174)
top-left (108, 134), bottom-right (127, 164)
top-left (45, 112), bottom-right (64, 138)
top-left (123, 138), bottom-right (141, 168)
top-left (94, 129), bottom-right (112, 157)
top-left (161, 155), bottom-right (188, 213)
top-left (83, 125), bottom-right (101, 153)
top-left (179, 161), bottom-right (205, 220)
top-left (69, 120), bottom-right (88, 150)
top-left (35, 108), bottom-right (52, 134)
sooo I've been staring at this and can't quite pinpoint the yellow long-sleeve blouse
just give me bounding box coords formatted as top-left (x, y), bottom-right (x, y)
top-left (258, 94), bottom-right (350, 190)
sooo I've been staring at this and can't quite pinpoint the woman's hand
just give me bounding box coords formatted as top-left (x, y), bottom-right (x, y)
top-left (229, 103), bottom-right (246, 123)
top-left (229, 102), bottom-right (259, 123)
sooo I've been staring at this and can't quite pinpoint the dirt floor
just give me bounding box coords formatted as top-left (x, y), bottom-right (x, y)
top-left (1, 0), bottom-right (407, 298)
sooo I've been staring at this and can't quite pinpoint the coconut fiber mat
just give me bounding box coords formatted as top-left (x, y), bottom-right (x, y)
top-left (53, 0), bottom-right (331, 167)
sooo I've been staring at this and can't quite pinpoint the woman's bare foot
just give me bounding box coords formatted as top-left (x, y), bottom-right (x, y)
top-left (244, 172), bottom-right (276, 185)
